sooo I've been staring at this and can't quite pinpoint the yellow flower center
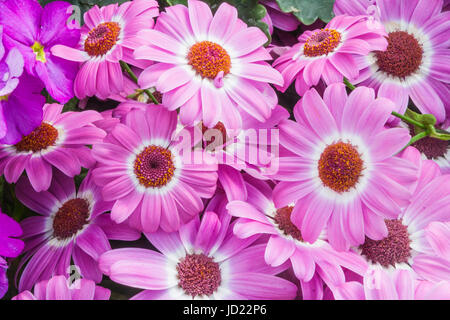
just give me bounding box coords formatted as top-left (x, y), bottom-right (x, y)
top-left (31, 41), bottom-right (46, 63)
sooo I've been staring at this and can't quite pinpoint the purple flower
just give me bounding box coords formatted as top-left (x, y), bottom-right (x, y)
top-left (0, 211), bottom-right (24, 298)
top-left (0, 0), bottom-right (80, 103)
top-left (0, 25), bottom-right (45, 144)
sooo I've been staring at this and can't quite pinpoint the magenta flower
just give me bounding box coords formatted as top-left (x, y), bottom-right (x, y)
top-left (0, 26), bottom-right (45, 145)
top-left (337, 0), bottom-right (450, 122)
top-left (15, 170), bottom-right (140, 291)
top-left (343, 147), bottom-right (450, 281)
top-left (0, 0), bottom-right (80, 103)
top-left (0, 211), bottom-right (24, 298)
top-left (13, 275), bottom-right (110, 300)
top-left (52, 0), bottom-right (159, 100)
top-left (227, 177), bottom-right (366, 296)
top-left (91, 106), bottom-right (218, 233)
top-left (99, 194), bottom-right (297, 300)
top-left (271, 84), bottom-right (417, 250)
top-left (135, 0), bottom-right (283, 130)
top-left (334, 268), bottom-right (450, 300)
top-left (273, 14), bottom-right (387, 95)
top-left (0, 103), bottom-right (105, 192)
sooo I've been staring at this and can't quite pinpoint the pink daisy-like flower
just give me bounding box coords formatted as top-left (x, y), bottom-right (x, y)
top-left (227, 176), bottom-right (366, 296)
top-left (334, 268), bottom-right (450, 300)
top-left (99, 193), bottom-right (297, 300)
top-left (345, 147), bottom-right (450, 281)
top-left (134, 0), bottom-right (283, 130)
top-left (91, 106), bottom-right (218, 233)
top-left (0, 103), bottom-right (105, 192)
top-left (271, 83), bottom-right (417, 250)
top-left (51, 0), bottom-right (159, 100)
top-left (337, 0), bottom-right (450, 122)
top-left (273, 13), bottom-right (388, 95)
top-left (13, 275), bottom-right (110, 300)
top-left (15, 170), bottom-right (141, 291)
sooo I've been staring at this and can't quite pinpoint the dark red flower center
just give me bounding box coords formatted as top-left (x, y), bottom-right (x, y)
top-left (84, 22), bottom-right (121, 57)
top-left (53, 198), bottom-right (90, 240)
top-left (409, 125), bottom-right (449, 159)
top-left (134, 145), bottom-right (175, 188)
top-left (318, 141), bottom-right (364, 193)
top-left (273, 206), bottom-right (303, 241)
top-left (375, 31), bottom-right (423, 78)
top-left (360, 219), bottom-right (412, 268)
top-left (188, 41), bottom-right (231, 79)
top-left (202, 122), bottom-right (228, 151)
top-left (15, 122), bottom-right (58, 153)
top-left (303, 28), bottom-right (341, 57)
top-left (177, 253), bottom-right (221, 297)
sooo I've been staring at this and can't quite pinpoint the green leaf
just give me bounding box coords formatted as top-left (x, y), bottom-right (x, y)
top-left (166, 0), bottom-right (271, 44)
top-left (275, 0), bottom-right (335, 25)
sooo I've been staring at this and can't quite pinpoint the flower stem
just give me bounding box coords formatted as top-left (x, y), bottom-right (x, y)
top-left (405, 131), bottom-right (428, 148)
top-left (120, 60), bottom-right (159, 105)
top-left (391, 111), bottom-right (425, 129)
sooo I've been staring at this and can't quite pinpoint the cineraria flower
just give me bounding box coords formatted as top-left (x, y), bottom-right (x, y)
top-left (15, 170), bottom-right (141, 291)
top-left (0, 0), bottom-right (80, 103)
top-left (0, 211), bottom-right (24, 298)
top-left (92, 106), bottom-right (218, 233)
top-left (273, 13), bottom-right (388, 95)
top-left (52, 0), bottom-right (159, 100)
top-left (271, 84), bottom-right (417, 250)
top-left (334, 268), bottom-right (450, 300)
top-left (260, 1), bottom-right (300, 34)
top-left (99, 194), bottom-right (297, 300)
top-left (347, 147), bottom-right (450, 281)
top-left (0, 103), bottom-right (105, 192)
top-left (338, 0), bottom-right (450, 122)
top-left (135, 0), bottom-right (283, 130)
top-left (227, 176), bottom-right (367, 297)
top-left (13, 275), bottom-right (110, 300)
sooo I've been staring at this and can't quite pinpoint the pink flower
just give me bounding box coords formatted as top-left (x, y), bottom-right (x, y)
top-left (273, 14), bottom-right (388, 95)
top-left (91, 106), bottom-right (218, 233)
top-left (342, 147), bottom-right (450, 281)
top-left (134, 0), bottom-right (283, 130)
top-left (337, 0), bottom-right (450, 122)
top-left (99, 194), bottom-right (297, 300)
top-left (271, 84), bottom-right (417, 250)
top-left (0, 103), bottom-right (105, 192)
top-left (13, 275), bottom-right (110, 300)
top-left (227, 176), bottom-right (366, 297)
top-left (15, 170), bottom-right (140, 291)
top-left (334, 268), bottom-right (450, 300)
top-left (52, 0), bottom-right (159, 100)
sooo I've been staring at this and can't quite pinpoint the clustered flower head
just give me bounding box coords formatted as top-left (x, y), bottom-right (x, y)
top-left (0, 0), bottom-right (449, 301)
